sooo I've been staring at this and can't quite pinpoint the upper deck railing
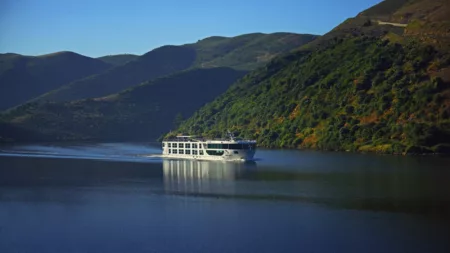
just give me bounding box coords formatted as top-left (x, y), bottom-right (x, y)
top-left (163, 135), bottom-right (256, 143)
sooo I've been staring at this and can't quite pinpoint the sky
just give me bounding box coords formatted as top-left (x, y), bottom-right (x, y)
top-left (0, 0), bottom-right (383, 57)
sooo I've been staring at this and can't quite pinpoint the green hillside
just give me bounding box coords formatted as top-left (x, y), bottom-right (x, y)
top-left (97, 54), bottom-right (139, 66)
top-left (0, 52), bottom-right (112, 110)
top-left (187, 32), bottom-right (318, 70)
top-left (174, 0), bottom-right (450, 155)
top-left (357, 0), bottom-right (411, 20)
top-left (30, 33), bottom-right (317, 103)
top-left (0, 68), bottom-right (246, 142)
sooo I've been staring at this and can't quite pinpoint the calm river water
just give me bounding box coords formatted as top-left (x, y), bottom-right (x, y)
top-left (0, 143), bottom-right (449, 253)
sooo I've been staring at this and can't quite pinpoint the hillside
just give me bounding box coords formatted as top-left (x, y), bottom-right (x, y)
top-left (0, 52), bottom-right (112, 110)
top-left (174, 0), bottom-right (450, 154)
top-left (358, 0), bottom-right (450, 51)
top-left (32, 46), bottom-right (197, 102)
top-left (31, 33), bottom-right (317, 103)
top-left (0, 68), bottom-right (246, 142)
top-left (186, 32), bottom-right (319, 70)
top-left (97, 54), bottom-right (139, 66)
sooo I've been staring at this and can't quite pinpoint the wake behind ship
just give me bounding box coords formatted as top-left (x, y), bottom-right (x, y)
top-left (161, 132), bottom-right (256, 161)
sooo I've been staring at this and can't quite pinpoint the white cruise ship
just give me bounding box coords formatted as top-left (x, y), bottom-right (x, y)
top-left (161, 132), bottom-right (257, 161)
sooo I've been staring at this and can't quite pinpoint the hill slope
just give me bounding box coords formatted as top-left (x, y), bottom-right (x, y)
top-left (97, 54), bottom-right (139, 66)
top-left (174, 0), bottom-right (450, 154)
top-left (33, 46), bottom-right (197, 102)
top-left (187, 32), bottom-right (318, 70)
top-left (357, 0), bottom-right (450, 51)
top-left (0, 52), bottom-right (112, 110)
top-left (31, 33), bottom-right (317, 103)
top-left (0, 67), bottom-right (246, 142)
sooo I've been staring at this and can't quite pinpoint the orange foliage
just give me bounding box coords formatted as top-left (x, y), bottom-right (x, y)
top-left (289, 104), bottom-right (300, 120)
top-left (359, 112), bottom-right (379, 124)
top-left (276, 116), bottom-right (284, 124)
top-left (427, 60), bottom-right (441, 73)
top-left (302, 134), bottom-right (318, 148)
top-left (355, 138), bottom-right (365, 145)
top-left (381, 107), bottom-right (394, 119)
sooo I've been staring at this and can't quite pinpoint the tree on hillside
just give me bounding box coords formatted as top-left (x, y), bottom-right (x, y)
top-left (173, 113), bottom-right (184, 129)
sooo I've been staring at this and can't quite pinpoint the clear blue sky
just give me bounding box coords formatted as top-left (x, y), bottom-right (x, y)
top-left (0, 0), bottom-right (382, 57)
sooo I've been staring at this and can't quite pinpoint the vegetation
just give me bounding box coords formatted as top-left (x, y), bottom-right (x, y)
top-left (186, 33), bottom-right (318, 70)
top-left (3, 0), bottom-right (450, 157)
top-left (0, 68), bottom-right (246, 142)
top-left (97, 54), bottom-right (139, 66)
top-left (357, 0), bottom-right (412, 19)
top-left (170, 0), bottom-right (450, 155)
top-left (175, 36), bottom-right (450, 154)
top-left (0, 52), bottom-right (112, 110)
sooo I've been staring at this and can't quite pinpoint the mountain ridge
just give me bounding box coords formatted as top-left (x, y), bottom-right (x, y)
top-left (0, 51), bottom-right (112, 110)
top-left (24, 32), bottom-right (316, 104)
top-left (97, 54), bottom-right (139, 66)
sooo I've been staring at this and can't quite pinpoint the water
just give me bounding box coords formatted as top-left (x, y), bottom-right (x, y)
top-left (0, 143), bottom-right (449, 253)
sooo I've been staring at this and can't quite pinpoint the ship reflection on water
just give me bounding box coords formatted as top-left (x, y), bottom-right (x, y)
top-left (162, 159), bottom-right (257, 195)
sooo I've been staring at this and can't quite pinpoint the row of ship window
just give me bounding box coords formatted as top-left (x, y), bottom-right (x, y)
top-left (165, 143), bottom-right (202, 148)
top-left (168, 149), bottom-right (204, 155)
top-left (164, 143), bottom-right (256, 150)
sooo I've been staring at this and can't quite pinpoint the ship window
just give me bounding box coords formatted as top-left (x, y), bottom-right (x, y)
top-left (199, 150), bottom-right (204, 155)
top-left (186, 144), bottom-right (190, 148)
top-left (168, 143), bottom-right (171, 147)
top-left (206, 150), bottom-right (224, 156)
top-left (179, 143), bottom-right (184, 148)
top-left (163, 143), bottom-right (165, 147)
top-left (233, 151), bottom-right (238, 154)
top-left (172, 143), bottom-right (177, 148)
top-left (169, 149), bottom-right (172, 154)
top-left (193, 150), bottom-right (198, 155)
top-left (179, 149), bottom-right (184, 154)
top-left (173, 149), bottom-right (178, 154)
top-left (199, 144), bottom-right (202, 148)
top-left (186, 150), bottom-right (191, 155)
top-left (192, 144), bottom-right (197, 149)
top-left (207, 143), bottom-right (233, 149)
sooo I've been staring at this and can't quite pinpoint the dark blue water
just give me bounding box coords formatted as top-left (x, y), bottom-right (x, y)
top-left (0, 143), bottom-right (449, 253)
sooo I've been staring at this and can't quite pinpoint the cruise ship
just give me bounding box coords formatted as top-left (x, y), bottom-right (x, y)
top-left (162, 132), bottom-right (257, 161)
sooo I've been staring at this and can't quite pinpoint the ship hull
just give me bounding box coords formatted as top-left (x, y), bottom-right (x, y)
top-left (161, 149), bottom-right (256, 162)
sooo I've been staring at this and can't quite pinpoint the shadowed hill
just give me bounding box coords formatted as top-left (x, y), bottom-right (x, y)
top-left (97, 54), bottom-right (139, 66)
top-left (34, 46), bottom-right (197, 102)
top-left (0, 67), bottom-right (246, 142)
top-left (29, 33), bottom-right (317, 103)
top-left (0, 52), bottom-right (112, 110)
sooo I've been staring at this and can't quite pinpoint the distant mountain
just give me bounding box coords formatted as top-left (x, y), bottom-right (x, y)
top-left (0, 51), bottom-right (112, 110)
top-left (0, 67), bottom-right (246, 142)
top-left (186, 32), bottom-right (319, 70)
top-left (30, 33), bottom-right (317, 103)
top-left (33, 46), bottom-right (197, 102)
top-left (174, 0), bottom-right (450, 154)
top-left (97, 54), bottom-right (139, 66)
